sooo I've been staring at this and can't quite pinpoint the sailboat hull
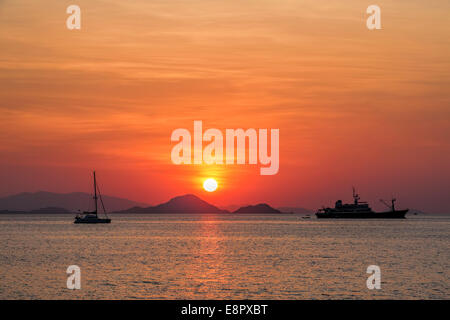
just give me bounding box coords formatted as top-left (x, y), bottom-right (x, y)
top-left (74, 217), bottom-right (111, 224)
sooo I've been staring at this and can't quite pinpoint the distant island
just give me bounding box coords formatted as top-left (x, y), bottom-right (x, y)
top-left (277, 206), bottom-right (313, 214)
top-left (116, 195), bottom-right (291, 214)
top-left (233, 203), bottom-right (281, 214)
top-left (0, 191), bottom-right (321, 215)
top-left (117, 194), bottom-right (229, 214)
top-left (0, 191), bottom-right (149, 212)
top-left (0, 207), bottom-right (72, 214)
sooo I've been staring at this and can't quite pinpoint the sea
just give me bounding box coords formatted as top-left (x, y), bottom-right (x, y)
top-left (0, 213), bottom-right (448, 299)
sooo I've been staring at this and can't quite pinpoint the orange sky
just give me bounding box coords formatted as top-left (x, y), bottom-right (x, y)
top-left (0, 0), bottom-right (449, 212)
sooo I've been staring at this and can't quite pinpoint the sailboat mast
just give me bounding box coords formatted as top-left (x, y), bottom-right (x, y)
top-left (93, 171), bottom-right (98, 215)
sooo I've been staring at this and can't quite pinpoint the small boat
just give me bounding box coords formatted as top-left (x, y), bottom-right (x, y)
top-left (74, 171), bottom-right (111, 224)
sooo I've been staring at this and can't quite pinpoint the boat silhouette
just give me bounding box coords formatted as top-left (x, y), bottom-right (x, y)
top-left (315, 188), bottom-right (408, 219)
top-left (74, 171), bottom-right (111, 224)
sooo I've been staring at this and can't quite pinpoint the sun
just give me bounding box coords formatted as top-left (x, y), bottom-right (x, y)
top-left (203, 178), bottom-right (218, 192)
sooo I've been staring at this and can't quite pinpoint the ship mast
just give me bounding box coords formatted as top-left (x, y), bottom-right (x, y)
top-left (93, 171), bottom-right (98, 216)
top-left (380, 198), bottom-right (396, 212)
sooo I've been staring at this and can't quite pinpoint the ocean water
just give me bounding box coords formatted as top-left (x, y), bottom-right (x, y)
top-left (0, 214), bottom-right (448, 300)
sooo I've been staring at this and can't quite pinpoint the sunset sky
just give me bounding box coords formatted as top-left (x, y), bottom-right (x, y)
top-left (0, 0), bottom-right (449, 213)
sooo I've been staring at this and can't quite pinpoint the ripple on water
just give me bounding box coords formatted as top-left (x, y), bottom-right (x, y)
top-left (0, 214), bottom-right (449, 299)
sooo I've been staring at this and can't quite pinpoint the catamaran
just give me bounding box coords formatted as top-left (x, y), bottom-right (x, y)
top-left (74, 171), bottom-right (111, 224)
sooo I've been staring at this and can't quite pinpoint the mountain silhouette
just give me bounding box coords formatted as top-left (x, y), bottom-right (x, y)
top-left (0, 207), bottom-right (72, 214)
top-left (233, 203), bottom-right (281, 213)
top-left (277, 206), bottom-right (312, 214)
top-left (0, 192), bottom-right (293, 215)
top-left (117, 194), bottom-right (229, 213)
top-left (0, 191), bottom-right (149, 212)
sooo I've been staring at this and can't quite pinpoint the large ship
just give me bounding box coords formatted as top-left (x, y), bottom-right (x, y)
top-left (315, 188), bottom-right (408, 219)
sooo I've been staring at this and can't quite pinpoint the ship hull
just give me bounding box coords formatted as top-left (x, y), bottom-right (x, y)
top-left (74, 218), bottom-right (111, 224)
top-left (316, 209), bottom-right (408, 219)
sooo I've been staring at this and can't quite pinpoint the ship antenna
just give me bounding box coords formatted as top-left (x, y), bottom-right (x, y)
top-left (352, 186), bottom-right (360, 205)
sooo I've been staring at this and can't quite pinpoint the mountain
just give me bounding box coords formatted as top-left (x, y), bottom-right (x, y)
top-left (30, 207), bottom-right (73, 214)
top-left (117, 194), bottom-right (229, 214)
top-left (277, 206), bottom-right (313, 214)
top-left (0, 191), bottom-right (149, 212)
top-left (220, 204), bottom-right (243, 212)
top-left (0, 207), bottom-right (72, 214)
top-left (233, 203), bottom-right (282, 214)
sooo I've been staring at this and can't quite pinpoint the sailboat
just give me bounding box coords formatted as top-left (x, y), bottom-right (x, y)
top-left (74, 171), bottom-right (111, 224)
